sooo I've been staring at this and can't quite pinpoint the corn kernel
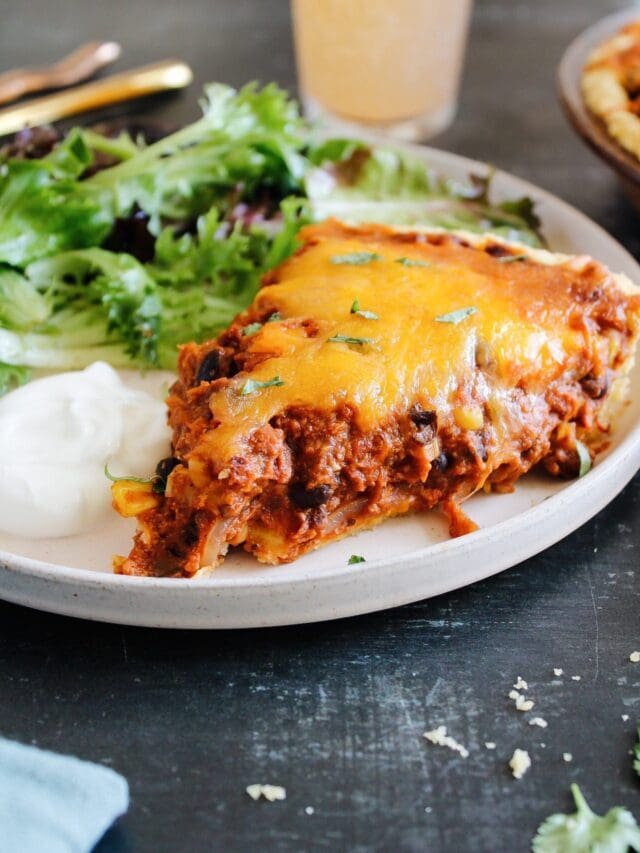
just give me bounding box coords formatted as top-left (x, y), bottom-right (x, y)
top-left (111, 480), bottom-right (159, 517)
top-left (453, 405), bottom-right (484, 431)
top-left (188, 455), bottom-right (210, 488)
top-left (112, 554), bottom-right (127, 572)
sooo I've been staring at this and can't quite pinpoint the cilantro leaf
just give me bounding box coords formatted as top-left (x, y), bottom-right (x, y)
top-left (434, 307), bottom-right (477, 324)
top-left (104, 463), bottom-right (155, 486)
top-left (350, 297), bottom-right (379, 320)
top-left (328, 334), bottom-right (374, 346)
top-left (348, 555), bottom-right (366, 565)
top-left (242, 322), bottom-right (263, 336)
top-left (575, 441), bottom-right (592, 478)
top-left (532, 784), bottom-right (640, 853)
top-left (239, 376), bottom-right (285, 395)
top-left (330, 252), bottom-right (380, 265)
top-left (497, 253), bottom-right (528, 263)
top-left (395, 257), bottom-right (431, 267)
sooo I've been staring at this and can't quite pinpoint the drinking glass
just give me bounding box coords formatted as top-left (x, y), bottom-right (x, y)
top-left (291, 0), bottom-right (473, 142)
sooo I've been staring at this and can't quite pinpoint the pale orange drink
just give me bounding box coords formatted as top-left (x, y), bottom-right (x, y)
top-left (291, 0), bottom-right (472, 140)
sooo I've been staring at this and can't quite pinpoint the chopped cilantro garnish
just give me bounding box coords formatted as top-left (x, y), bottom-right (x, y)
top-left (395, 257), bottom-right (431, 267)
top-left (242, 322), bottom-right (263, 336)
top-left (239, 376), bottom-right (285, 395)
top-left (350, 298), bottom-right (379, 320)
top-left (330, 252), bottom-right (381, 265)
top-left (532, 783), bottom-right (640, 853)
top-left (576, 440), bottom-right (592, 477)
top-left (104, 463), bottom-right (154, 485)
top-left (243, 313), bottom-right (281, 336)
top-left (497, 253), bottom-right (528, 263)
top-left (348, 555), bottom-right (366, 565)
top-left (434, 307), bottom-right (477, 324)
top-left (328, 334), bottom-right (374, 346)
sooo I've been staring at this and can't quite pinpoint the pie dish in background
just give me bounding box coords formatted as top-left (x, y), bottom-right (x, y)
top-left (559, 7), bottom-right (640, 211)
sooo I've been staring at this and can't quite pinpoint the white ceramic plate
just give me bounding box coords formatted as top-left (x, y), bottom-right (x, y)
top-left (1, 143), bottom-right (639, 628)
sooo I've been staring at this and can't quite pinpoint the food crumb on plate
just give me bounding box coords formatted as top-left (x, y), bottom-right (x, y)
top-left (509, 749), bottom-right (531, 779)
top-left (553, 668), bottom-right (563, 676)
top-left (246, 784), bottom-right (287, 802)
top-left (622, 714), bottom-right (630, 722)
top-left (513, 676), bottom-right (528, 690)
top-left (485, 741), bottom-right (496, 750)
top-left (305, 806), bottom-right (314, 815)
top-left (629, 650), bottom-right (640, 663)
top-left (529, 717), bottom-right (548, 728)
top-left (571, 675), bottom-right (581, 681)
top-left (562, 752), bottom-right (573, 763)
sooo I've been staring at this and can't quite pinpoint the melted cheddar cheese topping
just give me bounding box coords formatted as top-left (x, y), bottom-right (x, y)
top-left (202, 229), bottom-right (604, 463)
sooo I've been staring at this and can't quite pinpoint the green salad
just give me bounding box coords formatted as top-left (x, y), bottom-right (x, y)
top-left (0, 82), bottom-right (542, 392)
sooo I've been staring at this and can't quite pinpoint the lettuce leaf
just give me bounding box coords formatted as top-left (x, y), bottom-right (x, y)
top-left (86, 82), bottom-right (308, 228)
top-left (0, 197), bottom-right (308, 371)
top-left (0, 362), bottom-right (30, 395)
top-left (0, 160), bottom-right (112, 268)
top-left (305, 143), bottom-right (543, 246)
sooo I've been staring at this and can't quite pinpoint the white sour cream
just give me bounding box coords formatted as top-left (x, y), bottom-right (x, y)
top-left (0, 362), bottom-right (171, 538)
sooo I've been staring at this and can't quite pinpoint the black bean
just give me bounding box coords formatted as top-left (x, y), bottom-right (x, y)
top-left (194, 350), bottom-right (222, 385)
top-left (289, 483), bottom-right (332, 509)
top-left (581, 372), bottom-right (609, 400)
top-left (153, 457), bottom-right (182, 493)
top-left (431, 452), bottom-right (449, 471)
top-left (485, 243), bottom-right (509, 258)
top-left (410, 405), bottom-right (437, 430)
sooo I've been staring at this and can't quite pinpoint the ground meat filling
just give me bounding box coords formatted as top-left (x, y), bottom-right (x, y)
top-left (122, 363), bottom-right (621, 576)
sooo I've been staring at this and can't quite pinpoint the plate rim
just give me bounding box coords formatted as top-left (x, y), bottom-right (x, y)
top-left (1, 141), bottom-right (639, 625)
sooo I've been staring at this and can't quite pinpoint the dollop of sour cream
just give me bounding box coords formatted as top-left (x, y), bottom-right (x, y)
top-left (0, 362), bottom-right (171, 538)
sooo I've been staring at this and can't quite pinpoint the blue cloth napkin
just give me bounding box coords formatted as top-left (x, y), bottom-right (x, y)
top-left (0, 737), bottom-right (129, 853)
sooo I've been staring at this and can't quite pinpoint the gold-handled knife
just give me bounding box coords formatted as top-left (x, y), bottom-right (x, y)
top-left (0, 59), bottom-right (193, 136)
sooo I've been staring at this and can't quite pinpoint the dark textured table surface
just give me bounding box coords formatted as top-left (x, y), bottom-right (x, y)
top-left (1, 1), bottom-right (639, 851)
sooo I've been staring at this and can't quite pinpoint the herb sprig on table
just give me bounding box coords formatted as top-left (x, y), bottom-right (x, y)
top-left (0, 82), bottom-right (543, 389)
top-left (532, 784), bottom-right (640, 853)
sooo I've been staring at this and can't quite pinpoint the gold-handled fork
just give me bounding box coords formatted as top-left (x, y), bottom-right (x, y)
top-left (0, 41), bottom-right (122, 106)
top-left (0, 59), bottom-right (193, 136)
